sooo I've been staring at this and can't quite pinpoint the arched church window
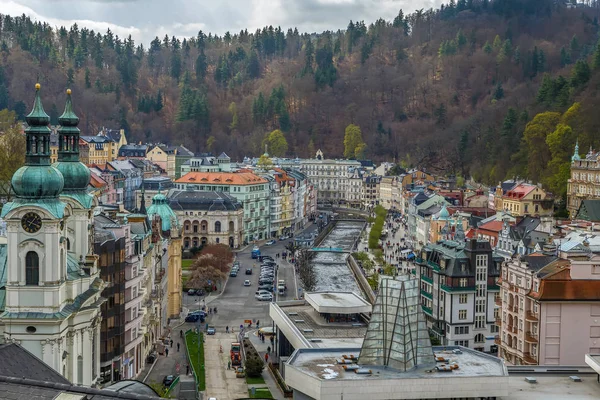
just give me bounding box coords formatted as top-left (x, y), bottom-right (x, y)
top-left (25, 251), bottom-right (39, 285)
top-left (215, 221), bottom-right (221, 233)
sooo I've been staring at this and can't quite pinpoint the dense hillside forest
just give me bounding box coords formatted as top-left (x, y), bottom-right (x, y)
top-left (2, 0), bottom-right (600, 196)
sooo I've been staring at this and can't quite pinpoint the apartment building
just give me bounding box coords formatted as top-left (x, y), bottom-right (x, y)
top-left (499, 249), bottom-right (600, 365)
top-left (363, 175), bottom-right (380, 210)
top-left (347, 168), bottom-right (363, 209)
top-left (417, 239), bottom-right (502, 352)
top-left (568, 142), bottom-right (600, 216)
top-left (175, 171), bottom-right (270, 243)
top-left (379, 176), bottom-right (397, 210)
top-left (496, 183), bottom-right (554, 217)
top-left (299, 150), bottom-right (361, 205)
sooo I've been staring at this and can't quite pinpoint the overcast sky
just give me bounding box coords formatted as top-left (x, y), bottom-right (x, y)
top-left (0, 0), bottom-right (442, 45)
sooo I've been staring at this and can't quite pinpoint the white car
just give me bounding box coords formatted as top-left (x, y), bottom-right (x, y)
top-left (255, 290), bottom-right (271, 296)
top-left (255, 293), bottom-right (273, 301)
top-left (266, 239), bottom-right (276, 245)
top-left (243, 280), bottom-right (251, 286)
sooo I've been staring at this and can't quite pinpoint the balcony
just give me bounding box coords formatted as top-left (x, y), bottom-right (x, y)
top-left (524, 331), bottom-right (538, 343)
top-left (494, 336), bottom-right (501, 345)
top-left (495, 297), bottom-right (502, 306)
top-left (420, 290), bottom-right (433, 300)
top-left (503, 345), bottom-right (519, 355)
top-left (525, 311), bottom-right (538, 322)
top-left (421, 305), bottom-right (432, 316)
top-left (522, 352), bottom-right (538, 365)
top-left (495, 316), bottom-right (502, 326)
top-left (125, 313), bottom-right (144, 331)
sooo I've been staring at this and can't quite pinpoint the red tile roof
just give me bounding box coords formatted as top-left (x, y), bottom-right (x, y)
top-left (478, 220), bottom-right (504, 232)
top-left (503, 183), bottom-right (537, 199)
top-left (176, 171), bottom-right (268, 185)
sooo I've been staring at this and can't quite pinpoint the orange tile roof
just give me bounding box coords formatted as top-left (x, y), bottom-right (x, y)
top-left (503, 183), bottom-right (537, 199)
top-left (478, 220), bottom-right (504, 232)
top-left (536, 279), bottom-right (600, 301)
top-left (176, 171), bottom-right (268, 185)
top-left (89, 173), bottom-right (107, 188)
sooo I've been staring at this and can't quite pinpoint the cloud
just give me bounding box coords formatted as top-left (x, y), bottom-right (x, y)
top-left (0, 0), bottom-right (444, 45)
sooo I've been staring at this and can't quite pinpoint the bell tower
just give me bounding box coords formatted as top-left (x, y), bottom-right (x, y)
top-left (1, 83), bottom-right (67, 301)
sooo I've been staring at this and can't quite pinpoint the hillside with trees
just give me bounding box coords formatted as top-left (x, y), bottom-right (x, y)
top-left (2, 0), bottom-right (600, 196)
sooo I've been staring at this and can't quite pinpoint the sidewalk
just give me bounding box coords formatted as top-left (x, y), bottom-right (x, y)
top-left (204, 332), bottom-right (249, 399)
top-left (247, 329), bottom-right (285, 400)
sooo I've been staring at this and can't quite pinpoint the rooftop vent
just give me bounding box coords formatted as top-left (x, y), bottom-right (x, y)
top-left (309, 339), bottom-right (322, 342)
top-left (452, 349), bottom-right (463, 354)
top-left (288, 312), bottom-right (298, 316)
top-left (525, 377), bottom-right (537, 384)
top-left (294, 319), bottom-right (305, 323)
top-left (336, 358), bottom-right (353, 365)
top-left (302, 329), bottom-right (313, 333)
top-left (355, 368), bottom-right (372, 375)
top-left (342, 364), bottom-right (359, 371)
top-left (569, 376), bottom-right (582, 382)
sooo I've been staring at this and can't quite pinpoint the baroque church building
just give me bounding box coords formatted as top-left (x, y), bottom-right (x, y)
top-left (0, 85), bottom-right (104, 385)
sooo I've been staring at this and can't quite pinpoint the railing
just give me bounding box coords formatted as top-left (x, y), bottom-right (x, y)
top-left (421, 305), bottom-right (432, 315)
top-left (522, 352), bottom-right (538, 365)
top-left (525, 311), bottom-right (539, 322)
top-left (420, 290), bottom-right (433, 300)
top-left (495, 317), bottom-right (502, 326)
top-left (494, 336), bottom-right (501, 345)
top-left (495, 297), bottom-right (502, 306)
top-left (525, 331), bottom-right (538, 343)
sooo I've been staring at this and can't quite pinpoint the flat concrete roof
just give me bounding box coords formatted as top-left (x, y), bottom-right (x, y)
top-left (506, 374), bottom-right (600, 399)
top-left (305, 292), bottom-right (372, 314)
top-left (287, 346), bottom-right (507, 381)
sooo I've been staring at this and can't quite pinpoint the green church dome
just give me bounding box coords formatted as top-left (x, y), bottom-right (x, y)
top-left (11, 165), bottom-right (64, 199)
top-left (53, 161), bottom-right (91, 192)
top-left (147, 192), bottom-right (178, 232)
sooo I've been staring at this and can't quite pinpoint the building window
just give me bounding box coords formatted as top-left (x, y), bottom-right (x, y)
top-left (459, 278), bottom-right (468, 287)
top-left (215, 221), bottom-right (221, 232)
top-left (459, 294), bottom-right (468, 304)
top-left (475, 315), bottom-right (485, 329)
top-left (459, 310), bottom-right (467, 320)
top-left (475, 333), bottom-right (485, 343)
top-left (25, 251), bottom-right (39, 285)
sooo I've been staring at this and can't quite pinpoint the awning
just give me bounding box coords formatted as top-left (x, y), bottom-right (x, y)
top-left (406, 252), bottom-right (415, 260)
top-left (401, 249), bottom-right (412, 254)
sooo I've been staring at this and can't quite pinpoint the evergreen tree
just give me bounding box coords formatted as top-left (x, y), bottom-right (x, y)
top-left (483, 41), bottom-right (492, 54)
top-left (67, 68), bottom-right (75, 85)
top-left (195, 50), bottom-right (207, 80)
top-left (247, 51), bottom-right (261, 79)
top-left (155, 90), bottom-right (163, 112)
top-left (84, 68), bottom-right (91, 88)
top-left (593, 43), bottom-right (600, 70)
top-left (560, 46), bottom-right (572, 67)
top-left (303, 40), bottom-right (314, 75)
top-left (170, 50), bottom-right (182, 80)
top-left (571, 60), bottom-right (590, 88)
top-left (493, 82), bottom-right (504, 100)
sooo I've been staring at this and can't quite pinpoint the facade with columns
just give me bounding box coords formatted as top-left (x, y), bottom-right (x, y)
top-left (0, 86), bottom-right (104, 385)
top-left (567, 140), bottom-right (600, 217)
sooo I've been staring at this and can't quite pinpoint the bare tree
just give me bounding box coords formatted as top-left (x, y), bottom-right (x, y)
top-left (297, 249), bottom-right (317, 292)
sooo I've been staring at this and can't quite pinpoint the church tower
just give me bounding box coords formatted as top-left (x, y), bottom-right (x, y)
top-left (53, 89), bottom-right (95, 262)
top-left (0, 85), bottom-right (104, 386)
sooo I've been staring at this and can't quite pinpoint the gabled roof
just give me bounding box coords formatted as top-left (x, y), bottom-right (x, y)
top-left (575, 200), bottom-right (600, 222)
top-left (503, 183), bottom-right (538, 199)
top-left (478, 220), bottom-right (504, 233)
top-left (0, 343), bottom-right (70, 383)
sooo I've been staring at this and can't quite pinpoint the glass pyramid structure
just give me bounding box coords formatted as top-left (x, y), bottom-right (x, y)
top-left (358, 275), bottom-right (434, 371)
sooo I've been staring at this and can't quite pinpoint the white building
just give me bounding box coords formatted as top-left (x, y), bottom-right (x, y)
top-left (0, 87), bottom-right (104, 385)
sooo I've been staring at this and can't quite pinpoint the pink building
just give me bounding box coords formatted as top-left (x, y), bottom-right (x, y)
top-left (499, 248), bottom-right (600, 365)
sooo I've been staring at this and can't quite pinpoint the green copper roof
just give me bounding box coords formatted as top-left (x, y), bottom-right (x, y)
top-left (58, 89), bottom-right (79, 126)
top-left (1, 198), bottom-right (66, 219)
top-left (54, 161), bottom-right (91, 194)
top-left (11, 165), bottom-right (64, 200)
top-left (147, 192), bottom-right (178, 232)
top-left (26, 83), bottom-right (50, 126)
top-left (61, 191), bottom-right (94, 209)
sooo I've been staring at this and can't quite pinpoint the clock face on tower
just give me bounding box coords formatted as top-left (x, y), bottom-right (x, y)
top-left (21, 212), bottom-right (42, 234)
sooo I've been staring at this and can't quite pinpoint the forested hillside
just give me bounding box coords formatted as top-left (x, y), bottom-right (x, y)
top-left (2, 0), bottom-right (600, 194)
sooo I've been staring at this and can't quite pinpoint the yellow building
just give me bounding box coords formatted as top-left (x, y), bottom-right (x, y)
top-left (567, 142), bottom-right (600, 216)
top-left (81, 129), bottom-right (127, 165)
top-left (499, 183), bottom-right (553, 217)
top-left (146, 145), bottom-right (181, 178)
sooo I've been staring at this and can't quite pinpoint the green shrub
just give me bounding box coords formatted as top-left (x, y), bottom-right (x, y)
top-left (245, 355), bottom-right (265, 378)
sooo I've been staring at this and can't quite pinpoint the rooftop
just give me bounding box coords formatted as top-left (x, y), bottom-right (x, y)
top-left (175, 171), bottom-right (267, 185)
top-left (287, 346), bottom-right (507, 381)
top-left (305, 292), bottom-right (372, 314)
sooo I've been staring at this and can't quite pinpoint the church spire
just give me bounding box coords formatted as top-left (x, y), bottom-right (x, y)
top-left (53, 89), bottom-right (91, 195)
top-left (25, 83), bottom-right (51, 166)
top-left (572, 139), bottom-right (581, 162)
top-left (139, 184), bottom-right (147, 214)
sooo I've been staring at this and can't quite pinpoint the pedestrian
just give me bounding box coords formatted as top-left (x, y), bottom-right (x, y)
top-left (265, 353), bottom-right (269, 363)
top-left (180, 330), bottom-right (183, 338)
top-left (270, 336), bottom-right (274, 345)
top-left (226, 326), bottom-right (229, 333)
top-left (170, 339), bottom-right (173, 348)
top-left (228, 360), bottom-right (231, 370)
top-left (267, 346), bottom-right (271, 353)
top-left (256, 320), bottom-right (260, 328)
top-left (177, 342), bottom-right (180, 352)
top-left (261, 335), bottom-right (265, 343)
top-left (186, 364), bottom-right (190, 375)
top-left (165, 348), bottom-right (169, 357)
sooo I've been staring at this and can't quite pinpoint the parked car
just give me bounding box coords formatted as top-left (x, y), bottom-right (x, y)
top-left (244, 280), bottom-right (251, 286)
top-left (187, 289), bottom-right (196, 296)
top-left (259, 256), bottom-right (274, 262)
top-left (230, 270), bottom-right (238, 277)
top-left (207, 326), bottom-right (216, 335)
top-left (255, 290), bottom-right (271, 296)
top-left (255, 293), bottom-right (273, 301)
top-left (163, 375), bottom-right (176, 387)
top-left (258, 279), bottom-right (273, 285)
top-left (260, 274), bottom-right (275, 280)
top-left (146, 351), bottom-right (157, 364)
top-left (266, 239), bottom-right (276, 245)
top-left (258, 285), bottom-right (274, 292)
top-left (194, 289), bottom-right (205, 296)
top-left (245, 268), bottom-right (253, 275)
